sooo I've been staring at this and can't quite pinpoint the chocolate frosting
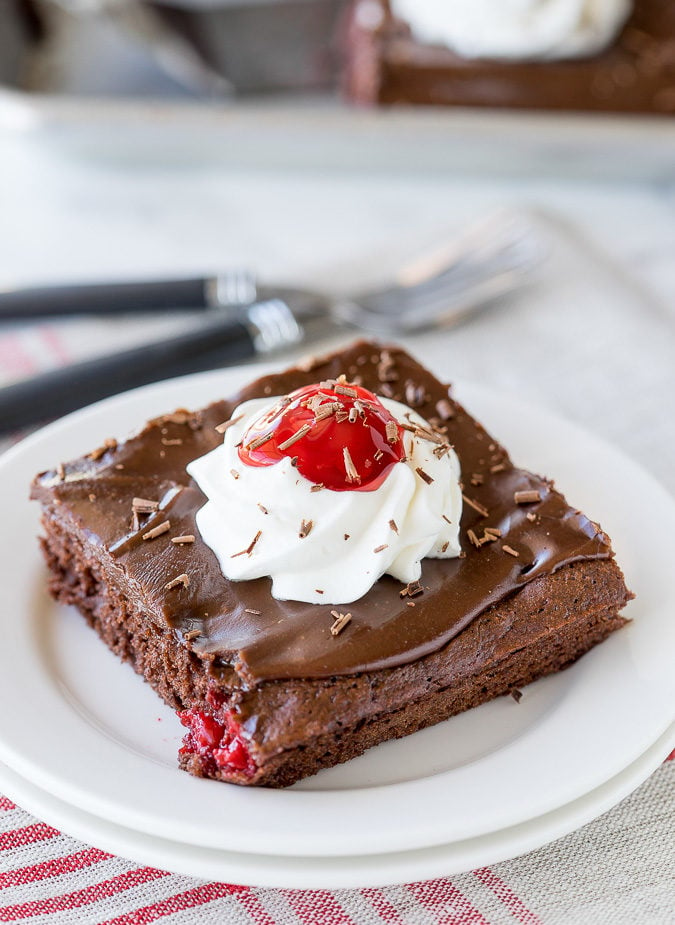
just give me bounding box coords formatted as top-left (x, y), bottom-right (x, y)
top-left (33, 343), bottom-right (612, 685)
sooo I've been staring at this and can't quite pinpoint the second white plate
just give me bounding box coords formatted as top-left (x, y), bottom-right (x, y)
top-left (0, 364), bottom-right (673, 860)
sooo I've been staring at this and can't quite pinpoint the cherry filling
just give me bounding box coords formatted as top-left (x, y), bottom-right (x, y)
top-left (179, 692), bottom-right (257, 778)
top-left (238, 380), bottom-right (405, 491)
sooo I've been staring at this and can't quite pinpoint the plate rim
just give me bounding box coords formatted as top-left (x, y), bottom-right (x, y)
top-left (0, 723), bottom-right (672, 889)
top-left (1, 360), bottom-right (674, 859)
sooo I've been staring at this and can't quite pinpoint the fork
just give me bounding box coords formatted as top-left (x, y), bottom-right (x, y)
top-left (0, 211), bottom-right (544, 434)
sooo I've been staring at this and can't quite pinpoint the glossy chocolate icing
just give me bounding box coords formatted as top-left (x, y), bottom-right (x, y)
top-left (33, 343), bottom-right (612, 685)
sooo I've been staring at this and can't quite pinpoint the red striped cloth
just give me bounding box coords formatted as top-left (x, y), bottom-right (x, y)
top-left (0, 324), bottom-right (673, 924)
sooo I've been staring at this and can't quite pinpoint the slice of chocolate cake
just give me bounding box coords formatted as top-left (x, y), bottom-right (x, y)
top-left (31, 342), bottom-right (632, 788)
top-left (344, 0), bottom-right (675, 113)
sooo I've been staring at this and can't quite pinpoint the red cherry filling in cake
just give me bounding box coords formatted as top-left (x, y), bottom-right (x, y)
top-left (179, 691), bottom-right (257, 779)
top-left (238, 380), bottom-right (404, 491)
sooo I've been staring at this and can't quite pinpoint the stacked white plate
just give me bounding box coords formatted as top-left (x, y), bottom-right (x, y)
top-left (0, 364), bottom-right (673, 888)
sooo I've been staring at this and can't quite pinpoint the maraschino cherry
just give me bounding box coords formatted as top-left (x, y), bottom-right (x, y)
top-left (238, 378), bottom-right (405, 491)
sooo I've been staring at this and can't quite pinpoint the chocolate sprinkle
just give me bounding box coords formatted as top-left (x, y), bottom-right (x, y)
top-left (172, 535), bottom-right (195, 545)
top-left (502, 544), bottom-right (520, 558)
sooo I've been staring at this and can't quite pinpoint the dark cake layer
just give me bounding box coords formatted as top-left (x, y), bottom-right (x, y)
top-left (32, 341), bottom-right (632, 786)
top-left (345, 0), bottom-right (675, 113)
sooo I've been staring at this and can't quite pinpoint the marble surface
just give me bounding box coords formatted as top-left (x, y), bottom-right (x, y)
top-left (0, 124), bottom-right (673, 495)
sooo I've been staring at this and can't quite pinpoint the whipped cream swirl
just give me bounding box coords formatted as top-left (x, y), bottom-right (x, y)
top-left (187, 396), bottom-right (462, 605)
top-left (391, 0), bottom-right (632, 61)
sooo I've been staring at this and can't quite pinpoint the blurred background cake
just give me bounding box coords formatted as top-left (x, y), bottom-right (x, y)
top-left (344, 0), bottom-right (675, 112)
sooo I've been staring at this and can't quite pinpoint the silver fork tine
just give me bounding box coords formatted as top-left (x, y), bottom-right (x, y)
top-left (344, 210), bottom-right (545, 333)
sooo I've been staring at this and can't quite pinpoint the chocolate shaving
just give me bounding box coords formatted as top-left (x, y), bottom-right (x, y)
top-left (432, 443), bottom-right (451, 459)
top-left (159, 411), bottom-right (191, 425)
top-left (57, 463), bottom-right (65, 482)
top-left (185, 629), bottom-right (202, 641)
top-left (90, 438), bottom-right (117, 461)
top-left (246, 430), bottom-right (274, 451)
top-left (483, 526), bottom-right (502, 538)
top-left (415, 467), bottom-right (434, 485)
top-left (88, 493), bottom-right (96, 503)
top-left (442, 514), bottom-right (452, 525)
top-left (244, 608), bottom-right (262, 615)
top-left (435, 398), bottom-right (455, 421)
top-left (310, 483), bottom-right (324, 493)
top-left (343, 447), bottom-right (361, 483)
top-left (161, 438), bottom-right (183, 446)
top-left (514, 489), bottom-right (542, 504)
top-left (215, 413), bottom-right (244, 434)
top-left (373, 543), bottom-right (388, 553)
top-left (467, 528), bottom-right (482, 548)
top-left (462, 494), bottom-right (489, 518)
top-left (348, 406), bottom-right (358, 423)
top-left (142, 521), bottom-right (171, 541)
top-left (257, 503), bottom-right (269, 515)
top-left (344, 533), bottom-right (350, 540)
top-left (490, 463), bottom-right (506, 473)
top-left (330, 610), bottom-right (352, 636)
top-left (400, 579), bottom-right (424, 599)
top-left (441, 541), bottom-right (449, 553)
top-left (405, 382), bottom-right (426, 407)
top-left (385, 420), bottom-right (399, 443)
top-left (502, 544), bottom-right (520, 557)
top-left (314, 402), bottom-right (341, 422)
top-left (470, 473), bottom-right (484, 486)
top-left (164, 573), bottom-right (189, 590)
top-left (334, 383), bottom-right (358, 398)
top-left (373, 449), bottom-right (384, 461)
top-left (132, 497), bottom-right (159, 514)
top-left (230, 469), bottom-right (240, 480)
top-left (299, 519), bottom-right (313, 539)
top-left (389, 519), bottom-right (399, 534)
top-left (231, 530), bottom-right (262, 558)
top-left (511, 688), bottom-right (523, 703)
top-left (278, 423), bottom-right (311, 451)
top-left (172, 535), bottom-right (195, 545)
top-left (526, 512), bottom-right (537, 522)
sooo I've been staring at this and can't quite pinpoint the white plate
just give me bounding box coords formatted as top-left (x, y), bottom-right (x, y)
top-left (0, 363), bottom-right (674, 859)
top-left (0, 723), bottom-right (672, 888)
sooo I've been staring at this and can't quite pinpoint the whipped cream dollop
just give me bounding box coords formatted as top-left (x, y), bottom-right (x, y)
top-left (187, 396), bottom-right (462, 605)
top-left (391, 0), bottom-right (632, 61)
